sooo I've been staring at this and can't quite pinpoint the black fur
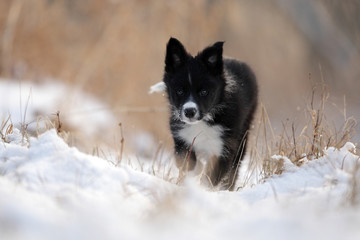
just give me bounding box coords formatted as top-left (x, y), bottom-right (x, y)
top-left (163, 37), bottom-right (258, 190)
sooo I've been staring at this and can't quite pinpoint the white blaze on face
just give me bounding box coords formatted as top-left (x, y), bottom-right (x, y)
top-left (183, 101), bottom-right (197, 110)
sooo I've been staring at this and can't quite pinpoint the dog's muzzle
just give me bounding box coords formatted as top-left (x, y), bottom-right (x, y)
top-left (181, 101), bottom-right (200, 123)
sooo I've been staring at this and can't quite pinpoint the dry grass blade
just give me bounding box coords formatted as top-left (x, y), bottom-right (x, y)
top-left (176, 133), bottom-right (201, 185)
top-left (0, 116), bottom-right (12, 140)
top-left (117, 122), bottom-right (125, 166)
top-left (55, 111), bottom-right (62, 134)
top-left (19, 87), bottom-right (32, 144)
top-left (186, 134), bottom-right (199, 167)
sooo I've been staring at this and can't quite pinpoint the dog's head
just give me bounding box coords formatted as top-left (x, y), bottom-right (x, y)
top-left (163, 38), bottom-right (226, 124)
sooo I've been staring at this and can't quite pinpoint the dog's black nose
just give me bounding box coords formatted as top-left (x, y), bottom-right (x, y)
top-left (184, 108), bottom-right (197, 118)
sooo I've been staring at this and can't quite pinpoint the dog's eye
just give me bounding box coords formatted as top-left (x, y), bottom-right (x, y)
top-left (176, 89), bottom-right (184, 96)
top-left (199, 89), bottom-right (208, 97)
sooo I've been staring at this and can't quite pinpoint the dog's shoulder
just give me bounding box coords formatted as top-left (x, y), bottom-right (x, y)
top-left (223, 58), bottom-right (258, 100)
top-left (224, 58), bottom-right (255, 82)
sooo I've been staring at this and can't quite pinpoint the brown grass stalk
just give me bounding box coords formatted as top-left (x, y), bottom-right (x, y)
top-left (117, 122), bottom-right (125, 166)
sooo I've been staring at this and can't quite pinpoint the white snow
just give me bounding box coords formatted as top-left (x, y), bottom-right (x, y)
top-left (0, 127), bottom-right (359, 240)
top-left (0, 79), bottom-right (117, 136)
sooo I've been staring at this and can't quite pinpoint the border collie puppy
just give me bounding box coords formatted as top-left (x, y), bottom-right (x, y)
top-left (160, 38), bottom-right (258, 190)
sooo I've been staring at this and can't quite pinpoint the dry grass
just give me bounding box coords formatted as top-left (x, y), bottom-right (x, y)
top-left (0, 116), bottom-right (12, 143)
top-left (247, 81), bottom-right (357, 182)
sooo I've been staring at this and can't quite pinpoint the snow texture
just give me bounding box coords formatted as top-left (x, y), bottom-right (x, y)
top-left (0, 79), bottom-right (117, 136)
top-left (0, 128), bottom-right (359, 240)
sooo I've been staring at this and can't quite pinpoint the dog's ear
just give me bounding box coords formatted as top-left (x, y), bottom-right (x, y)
top-left (198, 41), bottom-right (224, 75)
top-left (165, 38), bottom-right (189, 73)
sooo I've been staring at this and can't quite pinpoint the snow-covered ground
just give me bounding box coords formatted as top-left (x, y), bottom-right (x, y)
top-left (1, 79), bottom-right (360, 240)
top-left (0, 78), bottom-right (117, 137)
top-left (1, 127), bottom-right (359, 240)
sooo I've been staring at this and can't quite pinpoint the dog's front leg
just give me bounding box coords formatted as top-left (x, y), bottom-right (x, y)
top-left (174, 139), bottom-right (196, 172)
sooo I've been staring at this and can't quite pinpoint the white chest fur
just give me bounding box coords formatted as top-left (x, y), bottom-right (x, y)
top-left (177, 121), bottom-right (224, 158)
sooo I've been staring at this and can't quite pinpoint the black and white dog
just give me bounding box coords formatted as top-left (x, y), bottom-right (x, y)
top-left (152, 38), bottom-right (258, 190)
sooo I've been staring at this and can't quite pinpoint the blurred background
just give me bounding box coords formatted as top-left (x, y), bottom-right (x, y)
top-left (0, 0), bottom-right (359, 154)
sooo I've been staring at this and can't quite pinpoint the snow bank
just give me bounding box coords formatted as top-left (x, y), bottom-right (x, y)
top-left (0, 79), bottom-right (117, 136)
top-left (0, 128), bottom-right (359, 240)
